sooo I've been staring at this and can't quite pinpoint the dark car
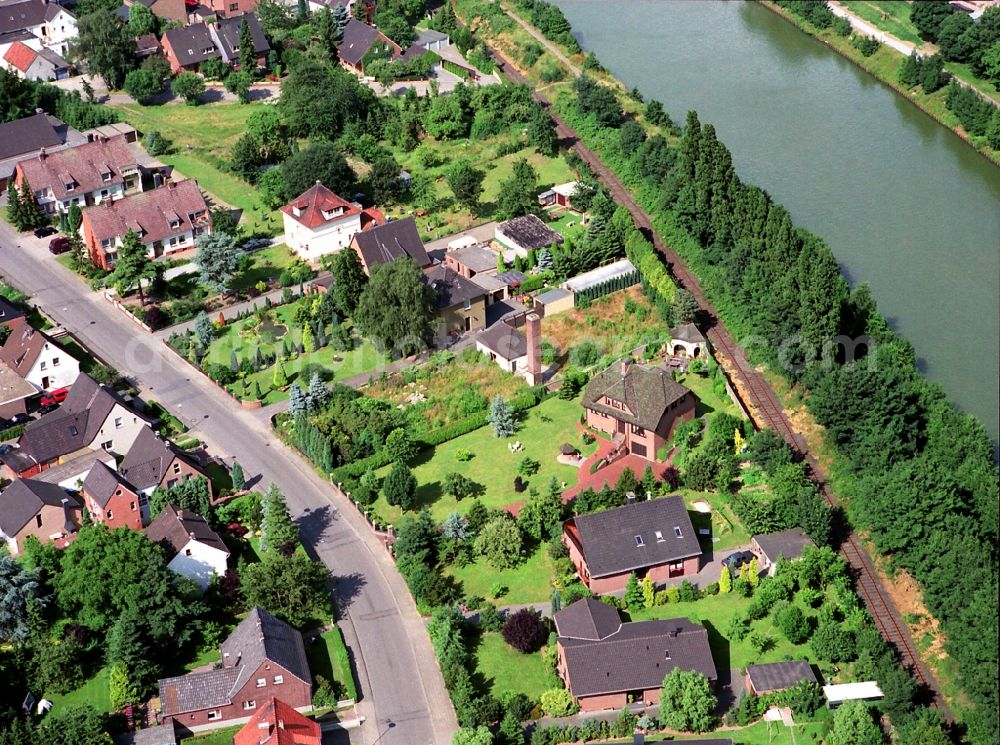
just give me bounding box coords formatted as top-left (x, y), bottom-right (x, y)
top-left (33, 225), bottom-right (57, 238)
top-left (48, 236), bottom-right (71, 254)
top-left (722, 550), bottom-right (755, 575)
top-left (36, 403), bottom-right (59, 415)
top-left (1, 413), bottom-right (31, 428)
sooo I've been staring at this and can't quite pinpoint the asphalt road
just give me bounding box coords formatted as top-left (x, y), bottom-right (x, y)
top-left (0, 224), bottom-right (457, 745)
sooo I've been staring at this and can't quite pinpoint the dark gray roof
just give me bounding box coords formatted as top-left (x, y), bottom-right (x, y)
top-left (496, 214), bottom-right (563, 250)
top-left (158, 666), bottom-right (240, 714)
top-left (553, 598), bottom-right (622, 641)
top-left (535, 287), bottom-right (572, 304)
top-left (212, 13), bottom-right (268, 60)
top-left (425, 264), bottom-right (485, 310)
top-left (753, 527), bottom-right (814, 563)
top-left (583, 360), bottom-right (693, 432)
top-left (0, 477), bottom-right (80, 536)
top-left (475, 319), bottom-right (526, 359)
top-left (81, 460), bottom-right (135, 508)
top-left (495, 269), bottom-right (527, 286)
top-left (448, 244), bottom-right (497, 273)
top-left (18, 373), bottom-right (150, 463)
top-left (144, 504), bottom-right (228, 556)
top-left (569, 495), bottom-right (701, 579)
top-left (671, 322), bottom-right (706, 344)
top-left (0, 0), bottom-right (68, 34)
top-left (0, 112), bottom-right (62, 161)
top-left (559, 613), bottom-right (716, 697)
top-left (353, 217), bottom-right (429, 270)
top-left (113, 4), bottom-right (129, 21)
top-left (163, 23), bottom-right (217, 67)
top-left (119, 426), bottom-right (202, 491)
top-left (746, 660), bottom-right (818, 693)
top-left (339, 17), bottom-right (390, 67)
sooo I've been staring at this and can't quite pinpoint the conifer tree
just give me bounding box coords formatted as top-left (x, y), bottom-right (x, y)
top-left (624, 572), bottom-right (643, 609)
top-left (641, 575), bottom-right (655, 608)
top-left (239, 17), bottom-right (255, 76)
top-left (748, 557), bottom-right (760, 588)
top-left (719, 565), bottom-right (732, 594)
top-left (488, 395), bottom-right (518, 438)
top-left (289, 383), bottom-right (307, 415)
top-left (231, 461), bottom-right (245, 492)
top-left (272, 360), bottom-right (288, 388)
top-left (260, 483), bottom-right (299, 553)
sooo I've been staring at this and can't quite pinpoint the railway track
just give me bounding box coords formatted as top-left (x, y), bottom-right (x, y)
top-left (484, 40), bottom-right (951, 719)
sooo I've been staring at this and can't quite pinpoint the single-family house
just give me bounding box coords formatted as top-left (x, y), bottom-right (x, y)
top-left (12, 373), bottom-right (153, 477)
top-left (81, 460), bottom-right (144, 530)
top-left (144, 504), bottom-right (229, 588)
top-left (669, 322), bottom-right (708, 358)
top-left (338, 18), bottom-right (401, 74)
top-left (81, 179), bottom-right (211, 269)
top-left (0, 359), bottom-right (35, 420)
top-left (13, 135), bottom-right (142, 214)
top-left (424, 264), bottom-right (486, 338)
top-left (161, 23), bottom-right (217, 73)
top-left (0, 477), bottom-right (82, 555)
top-left (0, 111), bottom-right (73, 193)
top-left (2, 39), bottom-right (70, 79)
top-left (233, 697), bottom-right (321, 745)
top-left (537, 181), bottom-right (580, 209)
top-left (119, 425), bottom-right (213, 501)
top-left (745, 660), bottom-right (818, 696)
top-left (583, 359), bottom-right (697, 461)
top-left (494, 214), bottom-right (563, 258)
top-left (0, 0), bottom-right (77, 56)
top-left (201, 0), bottom-right (258, 19)
top-left (281, 182), bottom-right (382, 261)
top-left (751, 527), bottom-right (815, 576)
top-left (0, 317), bottom-right (81, 392)
top-left (443, 243), bottom-right (499, 280)
top-left (158, 607), bottom-right (312, 728)
top-left (351, 216), bottom-right (430, 274)
top-left (554, 598), bottom-right (717, 712)
top-left (210, 14), bottom-right (269, 67)
top-left (474, 311), bottom-right (543, 384)
top-left (563, 494), bottom-right (702, 594)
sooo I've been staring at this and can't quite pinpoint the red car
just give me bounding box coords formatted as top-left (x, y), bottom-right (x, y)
top-left (48, 236), bottom-right (71, 254)
top-left (40, 387), bottom-right (69, 407)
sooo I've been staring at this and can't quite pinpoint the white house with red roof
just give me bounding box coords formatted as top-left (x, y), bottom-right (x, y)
top-left (280, 181), bottom-right (384, 261)
top-left (1, 39), bottom-right (70, 80)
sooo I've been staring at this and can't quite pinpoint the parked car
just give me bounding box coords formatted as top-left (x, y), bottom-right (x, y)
top-left (1, 413), bottom-right (31, 428)
top-left (40, 387), bottom-right (69, 407)
top-left (48, 236), bottom-right (71, 254)
top-left (722, 550), bottom-right (755, 575)
top-left (36, 403), bottom-right (59, 415)
top-left (33, 225), bottom-right (56, 238)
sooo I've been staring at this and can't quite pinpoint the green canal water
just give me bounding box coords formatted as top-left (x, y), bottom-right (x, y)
top-left (555, 0), bottom-right (1000, 440)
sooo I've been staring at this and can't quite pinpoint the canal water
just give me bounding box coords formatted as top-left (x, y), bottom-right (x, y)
top-left (554, 0), bottom-right (1000, 440)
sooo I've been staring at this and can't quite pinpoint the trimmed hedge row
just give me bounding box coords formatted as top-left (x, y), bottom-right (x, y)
top-left (329, 386), bottom-right (549, 483)
top-left (0, 423), bottom-right (27, 442)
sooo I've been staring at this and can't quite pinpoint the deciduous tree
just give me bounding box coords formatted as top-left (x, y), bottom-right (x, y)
top-left (495, 158), bottom-right (539, 220)
top-left (474, 516), bottom-right (524, 569)
top-left (446, 160), bottom-right (485, 213)
top-left (73, 10), bottom-right (136, 89)
top-left (111, 229), bottom-right (155, 303)
top-left (171, 71), bottom-right (205, 105)
top-left (354, 258), bottom-right (435, 356)
top-left (659, 668), bottom-right (715, 733)
top-left (281, 142), bottom-right (356, 200)
top-left (240, 552), bottom-right (330, 628)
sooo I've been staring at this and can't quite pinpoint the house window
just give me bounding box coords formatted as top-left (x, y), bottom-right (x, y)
top-left (36, 514), bottom-right (43, 528)
top-left (664, 649), bottom-right (671, 660)
top-left (631, 424), bottom-right (644, 435)
top-left (130, 501), bottom-right (136, 511)
top-left (40, 360), bottom-right (47, 370)
top-left (256, 678), bottom-right (266, 688)
top-left (102, 171), bottom-right (112, 182)
top-left (229, 2), bottom-right (238, 9)
top-left (139, 494), bottom-right (148, 506)
top-left (463, 299), bottom-right (471, 310)
top-left (101, 238), bottom-right (112, 249)
top-left (207, 711), bottom-right (221, 721)
top-left (173, 463), bottom-right (182, 475)
top-left (674, 526), bottom-right (683, 538)
top-left (273, 675), bottom-right (283, 684)
top-left (102, 440), bottom-right (113, 450)
top-left (65, 182), bottom-right (75, 192)
top-left (107, 510), bottom-right (113, 519)
top-left (52, 357), bottom-right (60, 366)
top-left (114, 417), bottom-right (122, 429)
top-left (634, 535), bottom-right (644, 547)
top-left (655, 531), bottom-right (664, 542)
top-left (185, 548), bottom-right (192, 556)
top-left (100, 189), bottom-right (109, 198)
top-left (243, 700), bottom-right (256, 710)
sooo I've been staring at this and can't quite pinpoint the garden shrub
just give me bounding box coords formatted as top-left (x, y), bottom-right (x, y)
top-left (539, 688), bottom-right (577, 717)
top-left (502, 608), bottom-right (545, 653)
top-left (478, 603), bottom-right (504, 632)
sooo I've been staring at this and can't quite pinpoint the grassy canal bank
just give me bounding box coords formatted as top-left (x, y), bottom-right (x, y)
top-left (756, 0), bottom-right (1000, 168)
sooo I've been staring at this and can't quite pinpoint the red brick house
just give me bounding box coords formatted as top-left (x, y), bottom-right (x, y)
top-left (119, 426), bottom-right (213, 501)
top-left (554, 598), bottom-right (717, 712)
top-left (0, 477), bottom-right (82, 555)
top-left (582, 359), bottom-right (697, 462)
top-left (81, 460), bottom-right (144, 530)
top-left (158, 607), bottom-right (312, 730)
top-left (338, 18), bottom-right (401, 74)
top-left (563, 494), bottom-right (701, 594)
top-left (233, 697), bottom-right (320, 745)
top-left (81, 179), bottom-right (210, 269)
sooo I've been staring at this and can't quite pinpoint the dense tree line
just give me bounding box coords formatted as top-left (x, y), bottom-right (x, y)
top-left (945, 80), bottom-right (1000, 145)
top-left (0, 69), bottom-right (118, 129)
top-left (511, 0), bottom-right (580, 53)
top-left (911, 2), bottom-right (1000, 85)
top-left (776, 0), bottom-right (835, 30)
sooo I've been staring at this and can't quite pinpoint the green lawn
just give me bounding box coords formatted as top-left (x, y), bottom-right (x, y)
top-left (544, 209), bottom-right (587, 243)
top-left (630, 591), bottom-right (821, 672)
top-left (228, 244), bottom-right (301, 292)
top-left (649, 715), bottom-right (829, 743)
top-left (305, 627), bottom-right (359, 702)
top-left (179, 726), bottom-right (242, 745)
top-left (110, 102), bottom-right (282, 235)
top-left (448, 546), bottom-right (558, 605)
top-left (840, 0), bottom-right (922, 45)
top-left (46, 665), bottom-right (112, 714)
top-left (371, 395), bottom-right (589, 523)
top-left (682, 488), bottom-right (750, 553)
top-left (472, 630), bottom-right (560, 700)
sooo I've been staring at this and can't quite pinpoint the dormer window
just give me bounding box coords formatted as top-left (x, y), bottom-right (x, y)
top-left (292, 205), bottom-right (303, 217)
top-left (673, 526), bottom-right (683, 538)
top-left (65, 182), bottom-right (75, 191)
top-left (664, 649), bottom-right (671, 660)
top-left (655, 530), bottom-right (664, 542)
top-left (101, 171), bottom-right (112, 182)
top-left (634, 535), bottom-right (644, 547)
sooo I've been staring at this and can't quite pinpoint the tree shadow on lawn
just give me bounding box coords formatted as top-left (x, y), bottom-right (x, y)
top-left (411, 479), bottom-right (444, 511)
top-left (694, 399), bottom-right (716, 418)
top-left (463, 626), bottom-right (496, 698)
top-left (700, 620), bottom-right (736, 713)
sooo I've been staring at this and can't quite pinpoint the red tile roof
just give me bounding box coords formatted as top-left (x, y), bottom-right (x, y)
top-left (233, 697), bottom-right (320, 745)
top-left (16, 136), bottom-right (137, 202)
top-left (3, 40), bottom-right (37, 73)
top-left (82, 179), bottom-right (209, 248)
top-left (280, 182), bottom-right (361, 229)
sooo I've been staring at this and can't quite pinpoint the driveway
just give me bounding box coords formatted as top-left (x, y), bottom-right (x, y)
top-left (0, 224), bottom-right (457, 745)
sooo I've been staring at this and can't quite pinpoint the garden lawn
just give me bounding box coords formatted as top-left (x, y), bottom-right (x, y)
top-left (682, 488), bottom-right (750, 553)
top-left (305, 627), bottom-right (358, 702)
top-left (472, 630), bottom-right (560, 700)
top-left (448, 546), bottom-right (557, 605)
top-left (46, 666), bottom-right (112, 714)
top-left (371, 395), bottom-right (588, 523)
top-left (543, 209), bottom-right (587, 243)
top-left (652, 716), bottom-right (829, 743)
top-left (840, 0), bottom-right (922, 45)
top-left (228, 244), bottom-right (300, 292)
top-left (179, 726), bottom-right (241, 744)
top-left (630, 591), bottom-right (819, 671)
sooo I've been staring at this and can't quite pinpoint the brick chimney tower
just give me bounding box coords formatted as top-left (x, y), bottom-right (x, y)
top-left (525, 312), bottom-right (542, 386)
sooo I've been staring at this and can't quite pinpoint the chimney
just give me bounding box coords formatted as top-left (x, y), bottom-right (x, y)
top-left (625, 491), bottom-right (635, 505)
top-left (620, 358), bottom-right (631, 376)
top-left (525, 312), bottom-right (542, 385)
top-left (38, 147), bottom-right (47, 160)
